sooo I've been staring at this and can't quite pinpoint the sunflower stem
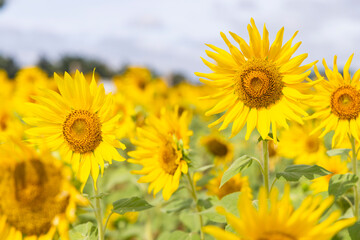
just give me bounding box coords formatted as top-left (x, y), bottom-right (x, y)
top-left (350, 136), bottom-right (359, 219)
top-left (262, 140), bottom-right (270, 195)
top-left (92, 177), bottom-right (105, 240)
top-left (186, 172), bottom-right (204, 240)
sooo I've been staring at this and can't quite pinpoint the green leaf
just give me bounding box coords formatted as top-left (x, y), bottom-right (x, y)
top-left (69, 222), bottom-right (97, 240)
top-left (326, 148), bottom-right (351, 157)
top-left (276, 165), bottom-right (332, 181)
top-left (348, 221), bottom-right (360, 240)
top-left (220, 155), bottom-right (253, 187)
top-left (196, 174), bottom-right (214, 187)
top-left (158, 231), bottom-right (200, 240)
top-left (112, 197), bottom-right (153, 214)
top-left (329, 173), bottom-right (359, 199)
top-left (197, 198), bottom-right (212, 209)
top-left (163, 198), bottom-right (193, 213)
top-left (194, 164), bottom-right (214, 172)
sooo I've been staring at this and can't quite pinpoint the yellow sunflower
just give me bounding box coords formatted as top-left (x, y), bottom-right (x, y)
top-left (128, 106), bottom-right (193, 200)
top-left (201, 134), bottom-right (234, 165)
top-left (204, 186), bottom-right (355, 240)
top-left (196, 18), bottom-right (317, 140)
top-left (310, 156), bottom-right (349, 194)
top-left (24, 70), bottom-right (125, 189)
top-left (277, 121), bottom-right (327, 165)
top-left (0, 140), bottom-right (87, 240)
top-left (206, 170), bottom-right (251, 200)
top-left (310, 54), bottom-right (360, 147)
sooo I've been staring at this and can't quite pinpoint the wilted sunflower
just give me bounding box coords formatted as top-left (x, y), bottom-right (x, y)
top-left (0, 140), bottom-right (87, 240)
top-left (196, 18), bottom-right (316, 140)
top-left (24, 71), bottom-right (125, 189)
top-left (204, 186), bottom-right (355, 240)
top-left (128, 106), bottom-right (193, 200)
top-left (310, 54), bottom-right (360, 147)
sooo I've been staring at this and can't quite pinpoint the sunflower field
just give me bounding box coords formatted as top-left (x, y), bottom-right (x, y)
top-left (1, 19), bottom-right (360, 240)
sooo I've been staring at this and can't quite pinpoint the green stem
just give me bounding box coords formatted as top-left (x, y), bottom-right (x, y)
top-left (103, 211), bottom-right (113, 234)
top-left (92, 178), bottom-right (105, 240)
top-left (186, 172), bottom-right (204, 240)
top-left (350, 136), bottom-right (359, 219)
top-left (262, 140), bottom-right (270, 195)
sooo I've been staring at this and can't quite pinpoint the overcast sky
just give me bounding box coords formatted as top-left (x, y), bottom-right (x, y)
top-left (0, 0), bottom-right (360, 80)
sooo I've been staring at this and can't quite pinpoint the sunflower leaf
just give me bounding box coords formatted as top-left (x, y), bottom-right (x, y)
top-left (112, 197), bottom-right (153, 214)
top-left (326, 148), bottom-right (351, 157)
top-left (69, 222), bottom-right (98, 240)
top-left (276, 164), bottom-right (331, 181)
top-left (220, 155), bottom-right (253, 188)
top-left (329, 173), bottom-right (358, 199)
top-left (348, 221), bottom-right (360, 240)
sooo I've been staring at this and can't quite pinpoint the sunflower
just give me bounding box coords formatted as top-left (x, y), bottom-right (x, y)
top-left (128, 106), bottom-right (193, 200)
top-left (0, 140), bottom-right (87, 240)
top-left (24, 70), bottom-right (125, 189)
top-left (204, 186), bottom-right (355, 240)
top-left (277, 121), bottom-right (327, 165)
top-left (196, 18), bottom-right (317, 140)
top-left (206, 170), bottom-right (251, 200)
top-left (310, 156), bottom-right (349, 194)
top-left (310, 54), bottom-right (360, 147)
top-left (201, 134), bottom-right (234, 165)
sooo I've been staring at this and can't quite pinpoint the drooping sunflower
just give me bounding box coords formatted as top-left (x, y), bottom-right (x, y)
top-left (24, 71), bottom-right (125, 189)
top-left (128, 106), bottom-right (193, 200)
top-left (0, 140), bottom-right (87, 240)
top-left (277, 121), bottom-right (327, 165)
top-left (310, 54), bottom-right (360, 147)
top-left (204, 186), bottom-right (355, 240)
top-left (196, 18), bottom-right (317, 140)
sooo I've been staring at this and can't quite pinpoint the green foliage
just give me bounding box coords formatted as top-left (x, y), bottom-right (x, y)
top-left (69, 222), bottom-right (97, 240)
top-left (163, 198), bottom-right (193, 213)
top-left (157, 231), bottom-right (201, 240)
top-left (326, 148), bottom-right (351, 157)
top-left (348, 221), bottom-right (360, 240)
top-left (276, 165), bottom-right (332, 181)
top-left (112, 197), bottom-right (153, 215)
top-left (220, 155), bottom-right (253, 187)
top-left (329, 174), bottom-right (359, 199)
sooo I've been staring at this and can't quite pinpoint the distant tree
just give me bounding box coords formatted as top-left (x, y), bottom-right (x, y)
top-left (171, 73), bottom-right (187, 86)
top-left (0, 0), bottom-right (5, 9)
top-left (59, 56), bottom-right (114, 79)
top-left (0, 55), bottom-right (19, 79)
top-left (37, 57), bottom-right (59, 76)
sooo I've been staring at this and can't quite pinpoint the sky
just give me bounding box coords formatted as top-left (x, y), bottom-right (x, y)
top-left (0, 0), bottom-right (360, 80)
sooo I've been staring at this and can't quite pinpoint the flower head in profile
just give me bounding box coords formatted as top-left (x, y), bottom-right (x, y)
top-left (196, 19), bottom-right (317, 141)
top-left (204, 186), bottom-right (355, 240)
top-left (128, 106), bottom-right (192, 200)
top-left (310, 156), bottom-right (349, 194)
top-left (310, 54), bottom-right (360, 147)
top-left (0, 140), bottom-right (87, 240)
top-left (24, 70), bottom-right (125, 189)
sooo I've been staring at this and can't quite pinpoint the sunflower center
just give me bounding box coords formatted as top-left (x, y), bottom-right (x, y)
top-left (258, 232), bottom-right (297, 240)
top-left (0, 160), bottom-right (69, 236)
top-left (160, 141), bottom-right (180, 175)
top-left (331, 86), bottom-right (360, 120)
top-left (235, 58), bottom-right (283, 109)
top-left (63, 110), bottom-right (102, 153)
top-left (305, 137), bottom-right (320, 153)
top-left (206, 139), bottom-right (228, 157)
